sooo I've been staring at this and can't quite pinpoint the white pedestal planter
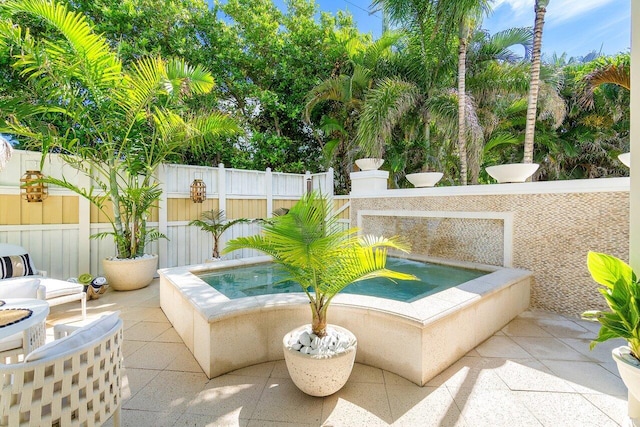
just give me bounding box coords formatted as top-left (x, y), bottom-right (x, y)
top-left (350, 170), bottom-right (389, 195)
top-left (612, 346), bottom-right (640, 425)
top-left (486, 163), bottom-right (539, 183)
top-left (102, 254), bottom-right (158, 291)
top-left (283, 324), bottom-right (357, 397)
top-left (406, 172), bottom-right (443, 188)
top-left (355, 158), bottom-right (384, 171)
top-left (619, 152), bottom-right (631, 168)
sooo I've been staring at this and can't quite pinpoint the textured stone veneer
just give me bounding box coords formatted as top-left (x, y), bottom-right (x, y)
top-left (351, 178), bottom-right (629, 316)
top-left (364, 216), bottom-right (504, 266)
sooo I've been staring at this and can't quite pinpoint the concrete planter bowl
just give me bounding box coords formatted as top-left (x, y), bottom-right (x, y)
top-left (619, 152), bottom-right (631, 168)
top-left (283, 324), bottom-right (357, 397)
top-left (102, 254), bottom-right (158, 291)
top-left (612, 346), bottom-right (640, 424)
top-left (355, 158), bottom-right (384, 171)
top-left (406, 172), bottom-right (443, 188)
top-left (486, 163), bottom-right (539, 183)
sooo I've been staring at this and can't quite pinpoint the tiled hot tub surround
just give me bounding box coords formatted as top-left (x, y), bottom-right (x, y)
top-left (159, 256), bottom-right (532, 386)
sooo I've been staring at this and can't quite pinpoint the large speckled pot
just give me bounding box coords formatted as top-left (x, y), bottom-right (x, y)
top-left (283, 324), bottom-right (357, 397)
top-left (102, 254), bottom-right (158, 291)
top-left (612, 346), bottom-right (640, 422)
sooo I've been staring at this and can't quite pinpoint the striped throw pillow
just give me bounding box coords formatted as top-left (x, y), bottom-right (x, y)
top-left (0, 254), bottom-right (36, 279)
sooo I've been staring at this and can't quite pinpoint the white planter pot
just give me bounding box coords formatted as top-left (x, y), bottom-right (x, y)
top-left (406, 172), bottom-right (443, 188)
top-left (355, 158), bottom-right (384, 171)
top-left (283, 324), bottom-right (357, 397)
top-left (486, 163), bottom-right (539, 183)
top-left (612, 346), bottom-right (640, 422)
top-left (102, 254), bottom-right (158, 291)
top-left (619, 152), bottom-right (631, 168)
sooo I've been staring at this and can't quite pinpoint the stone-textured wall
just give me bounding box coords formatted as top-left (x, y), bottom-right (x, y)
top-left (362, 216), bottom-right (505, 266)
top-left (352, 184), bottom-right (629, 317)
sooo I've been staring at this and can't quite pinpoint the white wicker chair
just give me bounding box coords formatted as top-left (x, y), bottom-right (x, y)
top-left (0, 244), bottom-right (86, 319)
top-left (0, 313), bottom-right (123, 426)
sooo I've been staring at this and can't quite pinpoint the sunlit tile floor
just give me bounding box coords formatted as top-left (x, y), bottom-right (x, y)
top-left (46, 280), bottom-right (631, 427)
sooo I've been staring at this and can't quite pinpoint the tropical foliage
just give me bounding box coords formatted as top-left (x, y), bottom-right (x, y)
top-left (189, 210), bottom-right (250, 259)
top-left (0, 0), bottom-right (630, 193)
top-left (0, 0), bottom-right (239, 258)
top-left (582, 252), bottom-right (640, 361)
top-left (224, 191), bottom-right (417, 337)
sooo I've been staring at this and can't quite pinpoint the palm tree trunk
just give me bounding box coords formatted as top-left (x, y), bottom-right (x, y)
top-left (457, 26), bottom-right (469, 185)
top-left (311, 300), bottom-right (328, 337)
top-left (523, 0), bottom-right (549, 164)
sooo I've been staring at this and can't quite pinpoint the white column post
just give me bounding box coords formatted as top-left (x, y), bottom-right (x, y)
top-left (631, 1), bottom-right (639, 271)
top-left (327, 167), bottom-right (335, 197)
top-left (265, 167), bottom-right (273, 218)
top-left (157, 164), bottom-right (168, 270)
top-left (218, 163), bottom-right (226, 214)
top-left (77, 173), bottom-right (91, 275)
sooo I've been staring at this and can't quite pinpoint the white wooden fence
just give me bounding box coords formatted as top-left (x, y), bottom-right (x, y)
top-left (0, 150), bottom-right (335, 278)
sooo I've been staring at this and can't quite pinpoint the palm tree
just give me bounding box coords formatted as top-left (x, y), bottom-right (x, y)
top-left (523, 0), bottom-right (550, 165)
top-left (189, 210), bottom-right (250, 259)
top-left (0, 0), bottom-right (239, 259)
top-left (304, 31), bottom-right (401, 190)
top-left (224, 191), bottom-right (416, 337)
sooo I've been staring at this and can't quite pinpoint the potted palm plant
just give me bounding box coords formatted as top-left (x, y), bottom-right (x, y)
top-left (582, 251), bottom-right (640, 422)
top-left (189, 210), bottom-right (249, 261)
top-left (0, 0), bottom-right (238, 290)
top-left (224, 191), bottom-right (417, 396)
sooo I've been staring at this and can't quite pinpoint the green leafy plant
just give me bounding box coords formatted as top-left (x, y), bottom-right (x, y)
top-left (189, 210), bottom-right (250, 259)
top-left (224, 191), bottom-right (417, 337)
top-left (0, 0), bottom-right (239, 259)
top-left (582, 251), bottom-right (640, 361)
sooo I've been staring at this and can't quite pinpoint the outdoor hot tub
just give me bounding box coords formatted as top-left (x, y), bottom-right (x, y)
top-left (159, 255), bottom-right (532, 386)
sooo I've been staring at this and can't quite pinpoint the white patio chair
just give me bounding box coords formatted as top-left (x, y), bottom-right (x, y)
top-left (0, 312), bottom-right (123, 426)
top-left (0, 243), bottom-right (86, 319)
top-left (0, 279), bottom-right (46, 363)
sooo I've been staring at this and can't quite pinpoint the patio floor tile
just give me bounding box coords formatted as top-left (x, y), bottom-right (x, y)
top-left (125, 341), bottom-right (191, 370)
top-left (541, 360), bottom-right (629, 396)
top-left (474, 336), bottom-right (532, 358)
top-left (250, 378), bottom-right (324, 424)
top-left (123, 321), bottom-right (172, 341)
top-left (386, 385), bottom-right (466, 427)
top-left (491, 358), bottom-right (575, 392)
top-left (44, 281), bottom-right (630, 426)
top-left (184, 374), bottom-right (268, 419)
top-left (501, 318), bottom-right (553, 337)
top-left (321, 382), bottom-right (392, 426)
top-left (511, 336), bottom-right (595, 361)
top-left (450, 388), bottom-right (542, 427)
top-left (516, 391), bottom-right (620, 427)
top-left (122, 370), bottom-right (209, 412)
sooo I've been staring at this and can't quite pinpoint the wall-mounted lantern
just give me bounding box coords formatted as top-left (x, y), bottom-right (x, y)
top-left (20, 169), bottom-right (48, 202)
top-left (190, 173), bottom-right (206, 203)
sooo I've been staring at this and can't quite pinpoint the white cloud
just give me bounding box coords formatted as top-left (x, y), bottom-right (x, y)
top-left (491, 0), bottom-right (619, 25)
top-left (546, 0), bottom-right (618, 24)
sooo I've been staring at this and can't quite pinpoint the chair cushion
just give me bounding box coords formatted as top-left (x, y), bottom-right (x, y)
top-left (24, 312), bottom-right (120, 362)
top-left (0, 278), bottom-right (41, 299)
top-left (39, 278), bottom-right (84, 299)
top-left (0, 254), bottom-right (36, 279)
top-left (0, 332), bottom-right (22, 353)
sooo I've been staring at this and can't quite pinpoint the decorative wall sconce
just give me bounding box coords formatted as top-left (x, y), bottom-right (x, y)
top-left (20, 169), bottom-right (48, 202)
top-left (190, 173), bottom-right (206, 203)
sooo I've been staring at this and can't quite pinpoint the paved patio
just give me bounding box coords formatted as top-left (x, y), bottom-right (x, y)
top-left (46, 280), bottom-right (630, 427)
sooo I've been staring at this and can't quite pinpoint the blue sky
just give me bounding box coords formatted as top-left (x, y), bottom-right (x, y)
top-left (271, 0), bottom-right (631, 60)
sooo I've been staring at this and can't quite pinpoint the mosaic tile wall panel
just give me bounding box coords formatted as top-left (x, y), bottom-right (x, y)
top-left (362, 216), bottom-right (504, 265)
top-left (353, 191), bottom-right (629, 317)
